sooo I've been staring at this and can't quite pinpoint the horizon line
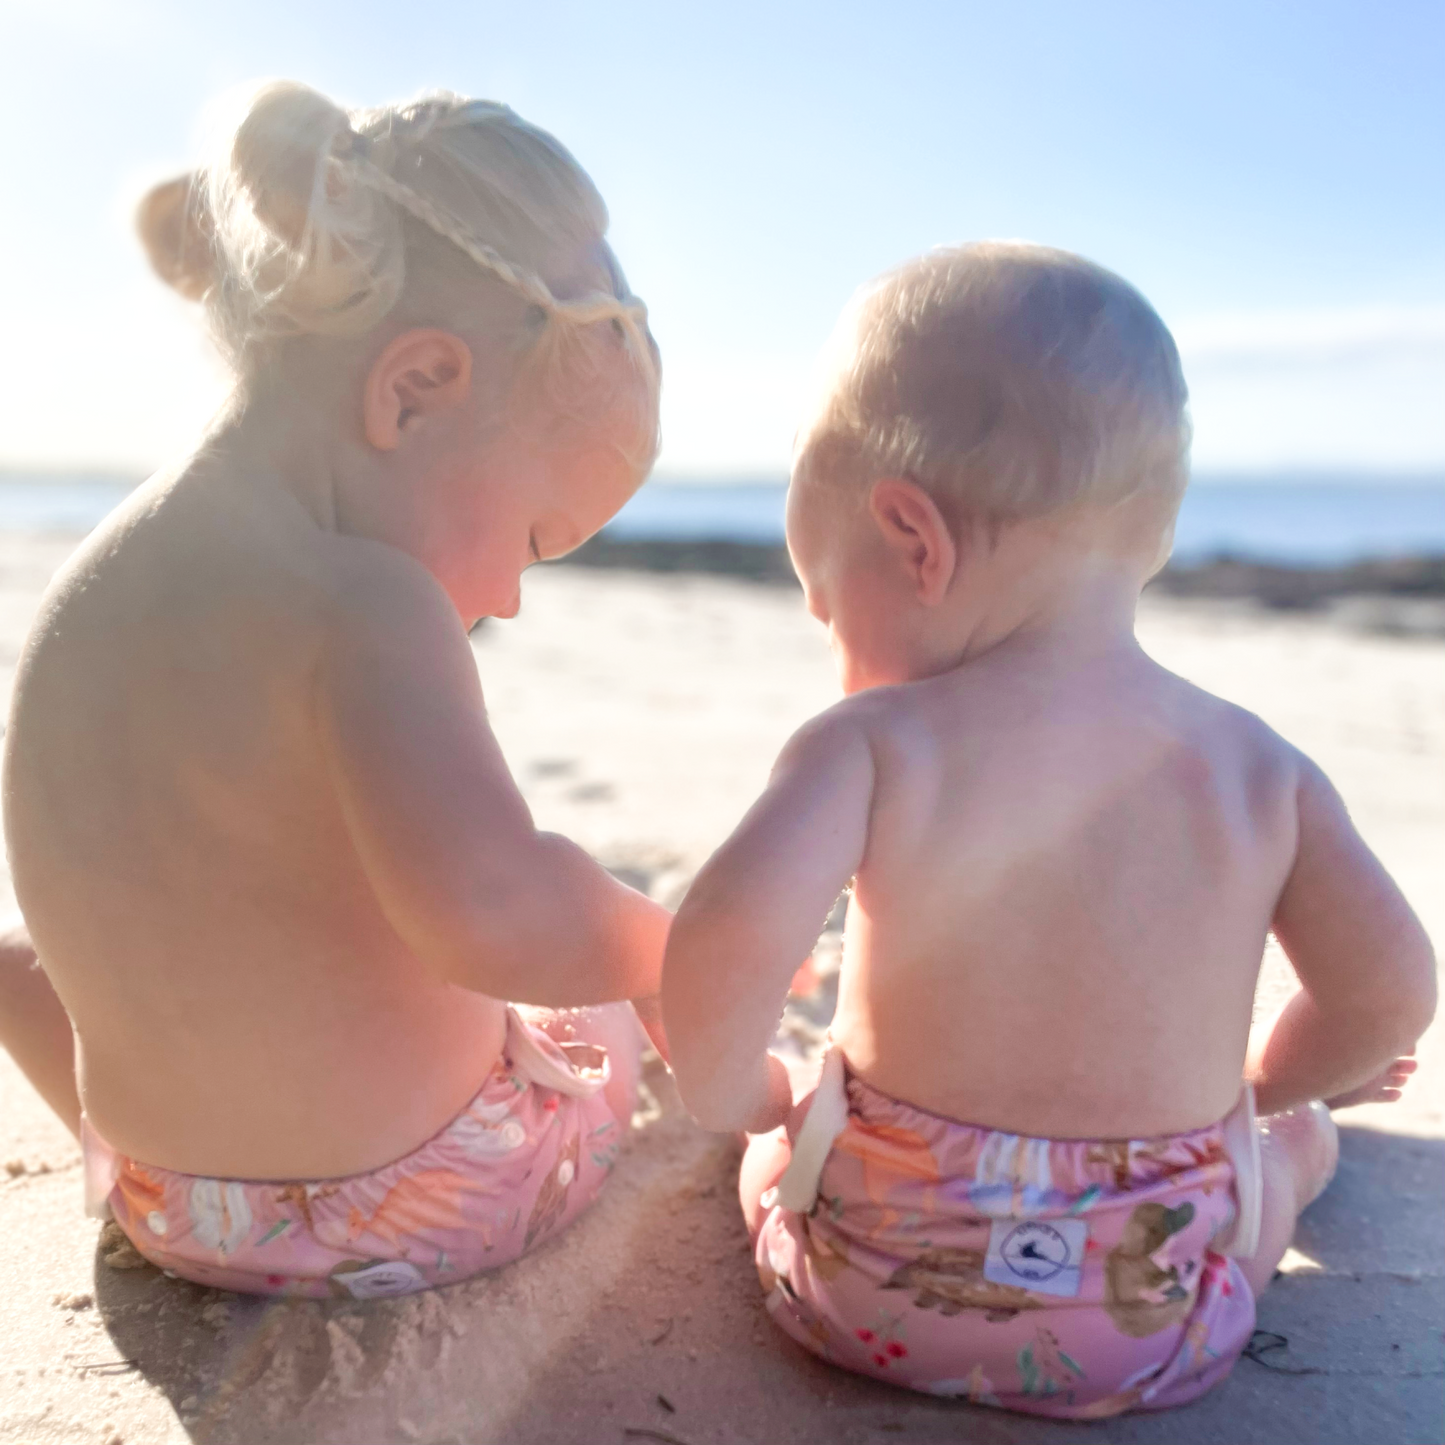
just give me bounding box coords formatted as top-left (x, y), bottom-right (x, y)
top-left (2, 465), bottom-right (1443, 489)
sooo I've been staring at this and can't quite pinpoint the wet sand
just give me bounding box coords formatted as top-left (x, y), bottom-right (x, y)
top-left (0, 534), bottom-right (1440, 1445)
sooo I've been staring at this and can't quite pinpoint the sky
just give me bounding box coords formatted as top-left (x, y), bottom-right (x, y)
top-left (1, 0), bottom-right (1442, 479)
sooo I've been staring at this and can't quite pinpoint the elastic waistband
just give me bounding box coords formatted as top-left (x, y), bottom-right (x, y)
top-left (775, 1047), bottom-right (1261, 1257)
top-left (82, 1006), bottom-right (611, 1218)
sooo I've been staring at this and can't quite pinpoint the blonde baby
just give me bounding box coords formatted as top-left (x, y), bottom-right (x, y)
top-left (662, 243), bottom-right (1434, 1416)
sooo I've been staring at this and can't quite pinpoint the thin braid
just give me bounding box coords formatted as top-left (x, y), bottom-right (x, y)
top-left (351, 157), bottom-right (557, 311)
top-left (348, 156), bottom-right (652, 349)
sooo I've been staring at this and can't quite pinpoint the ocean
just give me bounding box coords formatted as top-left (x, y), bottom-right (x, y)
top-left (606, 477), bottom-right (1445, 566)
top-left (1, 473), bottom-right (1443, 567)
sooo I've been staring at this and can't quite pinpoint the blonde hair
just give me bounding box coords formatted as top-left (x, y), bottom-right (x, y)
top-left (803, 242), bottom-right (1190, 524)
top-left (137, 80), bottom-right (659, 465)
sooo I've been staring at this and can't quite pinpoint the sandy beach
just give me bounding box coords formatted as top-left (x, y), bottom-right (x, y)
top-left (0, 532), bottom-right (1440, 1445)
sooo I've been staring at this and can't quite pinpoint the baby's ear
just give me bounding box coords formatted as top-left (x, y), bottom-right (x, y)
top-left (868, 478), bottom-right (958, 606)
top-left (363, 329), bottom-right (474, 451)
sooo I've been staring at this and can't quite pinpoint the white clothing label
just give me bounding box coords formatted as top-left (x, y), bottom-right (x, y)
top-left (333, 1260), bottom-right (427, 1300)
top-left (984, 1218), bottom-right (1088, 1299)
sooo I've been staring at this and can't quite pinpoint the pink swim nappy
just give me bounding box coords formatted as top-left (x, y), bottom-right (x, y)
top-left (755, 1051), bottom-right (1260, 1419)
top-left (83, 1008), bottom-right (631, 1299)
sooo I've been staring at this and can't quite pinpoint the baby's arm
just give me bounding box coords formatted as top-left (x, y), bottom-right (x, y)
top-left (662, 710), bottom-right (875, 1134)
top-left (316, 553), bottom-right (670, 1006)
top-left (1249, 755), bottom-right (1436, 1115)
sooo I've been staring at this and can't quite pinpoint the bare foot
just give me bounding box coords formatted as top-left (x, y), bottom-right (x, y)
top-left (1259, 1100), bottom-right (1340, 1213)
top-left (1243, 1101), bottom-right (1340, 1294)
top-left (1324, 1055), bottom-right (1417, 1109)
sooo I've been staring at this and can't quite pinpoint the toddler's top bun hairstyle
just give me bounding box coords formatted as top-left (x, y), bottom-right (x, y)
top-left (137, 80), bottom-right (658, 463)
top-left (806, 242), bottom-right (1190, 524)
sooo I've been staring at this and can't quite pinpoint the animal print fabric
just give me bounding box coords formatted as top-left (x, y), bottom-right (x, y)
top-left (83, 1010), bottom-right (630, 1299)
top-left (756, 1068), bottom-right (1256, 1418)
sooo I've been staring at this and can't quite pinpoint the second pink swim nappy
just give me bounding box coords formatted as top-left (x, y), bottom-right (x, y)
top-left (756, 1051), bottom-right (1259, 1419)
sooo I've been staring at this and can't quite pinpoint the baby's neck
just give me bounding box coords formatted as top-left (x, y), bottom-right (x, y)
top-left (912, 551), bottom-right (1147, 683)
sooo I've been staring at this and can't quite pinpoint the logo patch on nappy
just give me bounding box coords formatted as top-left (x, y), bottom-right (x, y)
top-left (984, 1218), bottom-right (1087, 1298)
top-left (331, 1260), bottom-right (427, 1300)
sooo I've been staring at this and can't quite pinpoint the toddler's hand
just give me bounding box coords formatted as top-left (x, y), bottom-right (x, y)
top-left (1324, 1055), bottom-right (1416, 1109)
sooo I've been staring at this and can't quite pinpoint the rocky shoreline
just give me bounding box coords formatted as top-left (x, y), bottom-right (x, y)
top-left (561, 538), bottom-right (1445, 636)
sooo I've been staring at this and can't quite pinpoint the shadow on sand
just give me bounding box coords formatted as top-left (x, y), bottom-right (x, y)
top-left (93, 1116), bottom-right (1443, 1445)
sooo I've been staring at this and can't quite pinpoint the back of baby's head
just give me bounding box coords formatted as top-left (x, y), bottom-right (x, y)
top-left (137, 80), bottom-right (658, 466)
top-left (803, 242), bottom-right (1189, 527)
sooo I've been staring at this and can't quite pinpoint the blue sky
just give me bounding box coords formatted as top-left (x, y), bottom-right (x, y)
top-left (1, 0), bottom-right (1441, 476)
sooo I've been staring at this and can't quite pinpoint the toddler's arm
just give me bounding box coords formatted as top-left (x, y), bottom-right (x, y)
top-left (317, 555), bottom-right (670, 1006)
top-left (1249, 756), bottom-right (1436, 1115)
top-left (662, 710), bottom-right (875, 1133)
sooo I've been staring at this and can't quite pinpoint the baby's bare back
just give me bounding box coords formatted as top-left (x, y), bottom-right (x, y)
top-left (831, 643), bottom-right (1301, 1138)
top-left (3, 474), bottom-right (504, 1178)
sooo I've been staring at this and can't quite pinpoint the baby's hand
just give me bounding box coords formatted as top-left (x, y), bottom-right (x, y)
top-left (631, 995), bottom-right (670, 1065)
top-left (1324, 1055), bottom-right (1417, 1109)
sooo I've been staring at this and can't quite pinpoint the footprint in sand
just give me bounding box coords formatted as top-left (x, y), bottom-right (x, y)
top-left (567, 781), bottom-right (616, 803)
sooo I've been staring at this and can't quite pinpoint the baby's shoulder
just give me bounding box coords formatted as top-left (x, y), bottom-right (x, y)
top-left (1158, 671), bottom-right (1310, 805)
top-left (791, 682), bottom-right (953, 784)
top-left (1165, 669), bottom-right (1292, 748)
top-left (800, 680), bottom-right (928, 747)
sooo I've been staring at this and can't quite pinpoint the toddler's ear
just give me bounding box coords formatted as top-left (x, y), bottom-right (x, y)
top-left (363, 330), bottom-right (474, 451)
top-left (867, 478), bottom-right (958, 605)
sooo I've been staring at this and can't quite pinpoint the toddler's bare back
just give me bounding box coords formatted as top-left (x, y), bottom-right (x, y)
top-left (4, 471), bottom-right (506, 1178)
top-left (830, 635), bottom-right (1300, 1138)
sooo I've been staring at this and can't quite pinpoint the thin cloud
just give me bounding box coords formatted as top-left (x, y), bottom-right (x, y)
top-left (1174, 306), bottom-right (1445, 366)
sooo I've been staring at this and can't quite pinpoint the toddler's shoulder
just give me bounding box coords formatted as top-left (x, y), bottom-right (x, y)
top-left (317, 535), bottom-right (462, 644)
